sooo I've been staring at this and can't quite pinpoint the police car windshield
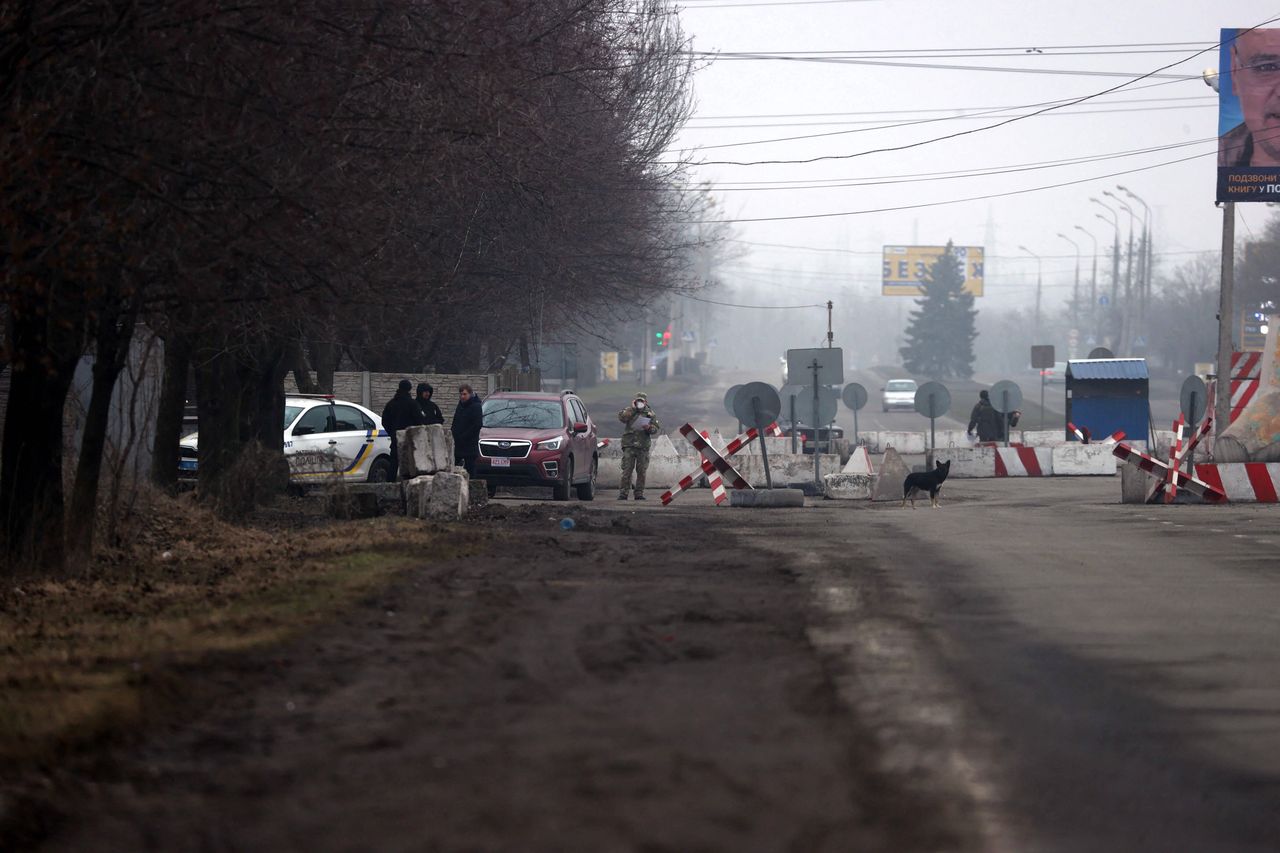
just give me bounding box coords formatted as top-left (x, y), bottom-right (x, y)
top-left (284, 405), bottom-right (304, 427)
top-left (483, 399), bottom-right (564, 430)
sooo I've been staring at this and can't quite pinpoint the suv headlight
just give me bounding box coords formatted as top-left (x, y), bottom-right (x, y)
top-left (537, 436), bottom-right (563, 451)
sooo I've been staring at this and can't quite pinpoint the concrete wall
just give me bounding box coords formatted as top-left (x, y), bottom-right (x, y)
top-left (1050, 444), bottom-right (1117, 475)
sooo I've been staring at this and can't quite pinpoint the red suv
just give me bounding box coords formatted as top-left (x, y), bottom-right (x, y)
top-left (475, 390), bottom-right (598, 500)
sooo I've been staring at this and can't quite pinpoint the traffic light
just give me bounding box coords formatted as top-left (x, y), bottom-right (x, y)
top-left (662, 324), bottom-right (672, 347)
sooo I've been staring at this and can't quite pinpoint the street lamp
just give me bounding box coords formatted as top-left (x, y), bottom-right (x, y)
top-left (1074, 225), bottom-right (1099, 343)
top-left (1017, 244), bottom-right (1043, 334)
top-left (1091, 196), bottom-right (1122, 346)
top-left (1117, 185), bottom-right (1152, 326)
top-left (1057, 232), bottom-right (1081, 338)
top-left (1105, 192), bottom-right (1137, 351)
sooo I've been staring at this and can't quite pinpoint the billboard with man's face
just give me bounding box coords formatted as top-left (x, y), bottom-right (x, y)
top-left (1218, 27), bottom-right (1280, 201)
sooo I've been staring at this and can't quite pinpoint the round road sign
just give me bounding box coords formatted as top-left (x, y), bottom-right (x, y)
top-left (1088, 347), bottom-right (1114, 359)
top-left (841, 382), bottom-right (869, 412)
top-left (732, 381), bottom-right (782, 428)
top-left (914, 381), bottom-right (952, 419)
top-left (1179, 375), bottom-right (1209, 425)
top-left (989, 380), bottom-right (1023, 414)
top-left (723, 384), bottom-right (744, 418)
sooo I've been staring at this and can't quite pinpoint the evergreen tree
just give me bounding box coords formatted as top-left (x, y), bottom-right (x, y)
top-left (898, 242), bottom-right (978, 378)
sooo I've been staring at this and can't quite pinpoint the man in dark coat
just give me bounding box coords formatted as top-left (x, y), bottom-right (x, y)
top-left (451, 383), bottom-right (483, 475)
top-left (967, 389), bottom-right (1005, 443)
top-left (382, 378), bottom-right (426, 481)
top-left (416, 382), bottom-right (445, 426)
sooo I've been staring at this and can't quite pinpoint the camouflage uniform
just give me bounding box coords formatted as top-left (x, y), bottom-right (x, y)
top-left (618, 393), bottom-right (661, 499)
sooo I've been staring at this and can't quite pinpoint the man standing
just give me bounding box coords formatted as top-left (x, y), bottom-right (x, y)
top-left (967, 389), bottom-right (1005, 443)
top-left (451, 383), bottom-right (483, 475)
top-left (617, 392), bottom-right (660, 500)
top-left (416, 382), bottom-right (445, 426)
top-left (382, 378), bottom-right (426, 480)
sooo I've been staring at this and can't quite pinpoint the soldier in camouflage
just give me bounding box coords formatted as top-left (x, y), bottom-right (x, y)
top-left (617, 392), bottom-right (661, 500)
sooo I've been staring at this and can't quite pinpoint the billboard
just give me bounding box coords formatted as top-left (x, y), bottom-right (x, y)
top-left (882, 245), bottom-right (984, 296)
top-left (1218, 27), bottom-right (1280, 202)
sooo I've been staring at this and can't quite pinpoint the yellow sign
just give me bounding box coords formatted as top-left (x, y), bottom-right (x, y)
top-left (882, 245), bottom-right (984, 297)
top-left (600, 351), bottom-right (619, 382)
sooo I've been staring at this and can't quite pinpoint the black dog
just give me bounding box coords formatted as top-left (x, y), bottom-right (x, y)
top-left (902, 459), bottom-right (951, 508)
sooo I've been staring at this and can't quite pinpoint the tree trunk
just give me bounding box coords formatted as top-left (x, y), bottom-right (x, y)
top-left (67, 303), bottom-right (138, 567)
top-left (194, 348), bottom-right (247, 515)
top-left (312, 338), bottom-right (337, 395)
top-left (288, 339), bottom-right (320, 395)
top-left (0, 309), bottom-right (82, 571)
top-left (151, 331), bottom-right (191, 492)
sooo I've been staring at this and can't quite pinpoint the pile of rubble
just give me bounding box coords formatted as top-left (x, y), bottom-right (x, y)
top-left (325, 425), bottom-right (473, 521)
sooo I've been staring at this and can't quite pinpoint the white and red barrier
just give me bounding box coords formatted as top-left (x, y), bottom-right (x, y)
top-left (994, 446), bottom-right (1052, 477)
top-left (1195, 463), bottom-right (1280, 502)
top-left (1111, 441), bottom-right (1227, 504)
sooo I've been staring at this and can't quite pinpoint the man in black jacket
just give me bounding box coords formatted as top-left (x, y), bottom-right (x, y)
top-left (967, 390), bottom-right (1005, 443)
top-left (451, 383), bottom-right (483, 475)
top-left (382, 379), bottom-right (426, 480)
top-left (416, 382), bottom-right (445, 426)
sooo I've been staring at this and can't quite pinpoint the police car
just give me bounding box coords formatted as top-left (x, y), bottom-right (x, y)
top-left (179, 395), bottom-right (394, 483)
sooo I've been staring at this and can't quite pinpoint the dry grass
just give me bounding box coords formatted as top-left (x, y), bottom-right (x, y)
top-left (0, 491), bottom-right (474, 766)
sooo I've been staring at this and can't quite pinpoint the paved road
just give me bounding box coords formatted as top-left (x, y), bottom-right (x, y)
top-left (38, 478), bottom-right (1280, 851)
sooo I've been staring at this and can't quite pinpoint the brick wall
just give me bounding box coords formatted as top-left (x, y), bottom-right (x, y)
top-left (284, 372), bottom-right (496, 427)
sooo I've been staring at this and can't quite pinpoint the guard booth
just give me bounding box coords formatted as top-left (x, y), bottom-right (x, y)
top-left (1065, 358), bottom-right (1149, 442)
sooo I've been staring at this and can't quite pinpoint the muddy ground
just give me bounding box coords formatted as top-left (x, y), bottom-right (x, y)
top-left (26, 500), bottom-right (970, 853)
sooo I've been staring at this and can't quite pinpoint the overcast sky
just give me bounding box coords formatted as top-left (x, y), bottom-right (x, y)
top-left (671, 0), bottom-right (1280, 316)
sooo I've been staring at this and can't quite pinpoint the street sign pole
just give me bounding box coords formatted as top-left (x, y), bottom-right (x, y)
top-left (1040, 373), bottom-right (1046, 431)
top-left (811, 359), bottom-right (821, 485)
top-left (790, 396), bottom-right (798, 454)
top-left (853, 408), bottom-right (859, 446)
top-left (1002, 389), bottom-right (1011, 448)
top-left (752, 396), bottom-right (774, 490)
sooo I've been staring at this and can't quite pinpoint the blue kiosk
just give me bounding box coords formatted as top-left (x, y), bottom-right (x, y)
top-left (1064, 358), bottom-right (1149, 442)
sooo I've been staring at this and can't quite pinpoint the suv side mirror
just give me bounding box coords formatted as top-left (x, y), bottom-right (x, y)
top-left (572, 422), bottom-right (589, 434)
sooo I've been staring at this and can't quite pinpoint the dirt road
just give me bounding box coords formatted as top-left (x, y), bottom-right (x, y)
top-left (36, 502), bottom-right (971, 853)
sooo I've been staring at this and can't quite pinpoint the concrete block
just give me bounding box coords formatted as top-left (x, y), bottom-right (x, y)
top-left (403, 475), bottom-right (434, 518)
top-left (945, 446), bottom-right (999, 478)
top-left (824, 473), bottom-right (875, 500)
top-left (1051, 444), bottom-right (1117, 476)
top-left (1021, 429), bottom-right (1067, 447)
top-left (650, 434), bottom-right (680, 458)
top-left (734, 454), bottom-right (841, 487)
top-left (398, 424), bottom-right (453, 478)
top-left (742, 436), bottom-right (792, 456)
top-left (871, 448), bottom-right (912, 501)
top-left (425, 471), bottom-right (469, 519)
top-left (728, 488), bottom-right (805, 508)
top-left (934, 429), bottom-right (973, 449)
top-left (596, 455), bottom-right (687, 490)
top-left (876, 431), bottom-right (927, 455)
top-left (842, 446), bottom-right (874, 474)
top-left (1120, 463), bottom-right (1151, 503)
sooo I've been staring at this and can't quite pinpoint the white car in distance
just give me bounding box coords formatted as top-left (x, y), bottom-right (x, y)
top-left (881, 378), bottom-right (919, 412)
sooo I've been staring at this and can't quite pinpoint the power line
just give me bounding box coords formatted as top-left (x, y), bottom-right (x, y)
top-left (688, 148), bottom-right (1210, 223)
top-left (725, 240), bottom-right (1220, 261)
top-left (686, 18), bottom-right (1280, 168)
top-left (683, 294), bottom-right (827, 309)
top-left (687, 93), bottom-right (1214, 122)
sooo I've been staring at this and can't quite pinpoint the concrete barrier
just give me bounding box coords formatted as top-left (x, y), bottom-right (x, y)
top-left (1051, 444), bottom-right (1117, 475)
top-left (1021, 429), bottom-right (1067, 447)
top-left (597, 455), bottom-right (686, 490)
top-left (734, 454), bottom-right (841, 487)
top-left (940, 446), bottom-right (1054, 477)
top-left (824, 473), bottom-right (875, 500)
top-left (874, 431), bottom-right (927, 455)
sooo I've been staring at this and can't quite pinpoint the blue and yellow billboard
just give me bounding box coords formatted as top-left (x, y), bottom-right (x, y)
top-left (882, 245), bottom-right (984, 297)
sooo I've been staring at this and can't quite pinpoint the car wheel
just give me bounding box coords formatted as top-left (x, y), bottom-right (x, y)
top-left (552, 459), bottom-right (572, 501)
top-left (575, 456), bottom-right (597, 501)
top-left (367, 455), bottom-right (393, 483)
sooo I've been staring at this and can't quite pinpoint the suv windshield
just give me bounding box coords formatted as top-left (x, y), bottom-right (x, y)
top-left (483, 399), bottom-right (564, 430)
top-left (887, 380), bottom-right (917, 391)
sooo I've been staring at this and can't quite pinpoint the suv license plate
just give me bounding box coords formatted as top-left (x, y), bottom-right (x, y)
top-left (491, 457), bottom-right (511, 467)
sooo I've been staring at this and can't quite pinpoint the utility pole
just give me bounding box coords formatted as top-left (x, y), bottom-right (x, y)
top-left (826, 300), bottom-right (834, 348)
top-left (1119, 186), bottom-right (1152, 330)
top-left (1018, 245), bottom-right (1042, 334)
top-left (1216, 202), bottom-right (1235, 437)
top-left (1057, 232), bottom-right (1081, 339)
top-left (1075, 225), bottom-right (1099, 345)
